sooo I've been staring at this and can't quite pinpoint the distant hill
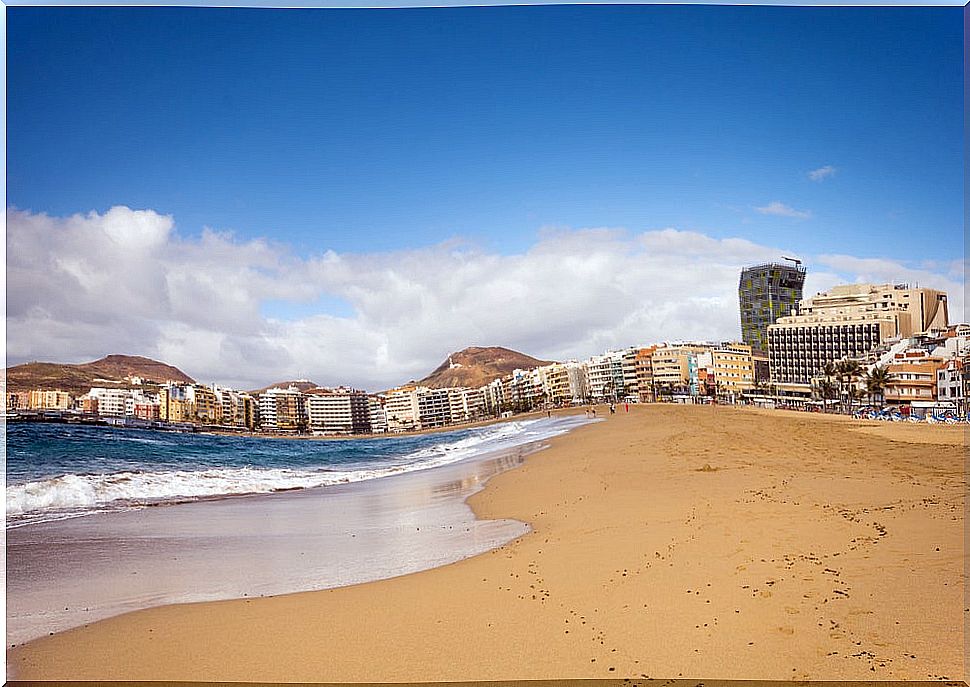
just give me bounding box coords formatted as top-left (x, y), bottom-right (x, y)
top-left (248, 380), bottom-right (320, 395)
top-left (417, 346), bottom-right (555, 390)
top-left (6, 355), bottom-right (195, 395)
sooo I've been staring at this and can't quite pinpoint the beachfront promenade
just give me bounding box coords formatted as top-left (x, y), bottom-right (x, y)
top-left (10, 403), bottom-right (964, 682)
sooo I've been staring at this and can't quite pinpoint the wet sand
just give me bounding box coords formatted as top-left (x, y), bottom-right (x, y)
top-left (7, 442), bottom-right (543, 645)
top-left (9, 404), bottom-right (966, 681)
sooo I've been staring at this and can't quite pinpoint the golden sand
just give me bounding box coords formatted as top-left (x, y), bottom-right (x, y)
top-left (9, 404), bottom-right (966, 681)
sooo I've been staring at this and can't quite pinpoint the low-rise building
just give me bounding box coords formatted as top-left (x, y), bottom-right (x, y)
top-left (85, 388), bottom-right (132, 417)
top-left (936, 358), bottom-right (967, 415)
top-left (27, 389), bottom-right (73, 410)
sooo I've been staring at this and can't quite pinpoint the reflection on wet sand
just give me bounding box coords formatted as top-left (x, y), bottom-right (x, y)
top-left (7, 441), bottom-right (543, 645)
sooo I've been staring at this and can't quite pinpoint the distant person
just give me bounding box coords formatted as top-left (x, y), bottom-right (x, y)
top-left (609, 403), bottom-right (616, 415)
top-left (624, 402), bottom-right (629, 413)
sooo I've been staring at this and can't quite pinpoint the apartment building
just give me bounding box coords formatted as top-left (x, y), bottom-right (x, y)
top-left (536, 363), bottom-right (571, 405)
top-left (651, 344), bottom-right (711, 394)
top-left (585, 352), bottom-right (625, 400)
top-left (258, 386), bottom-right (307, 432)
top-left (621, 349), bottom-right (640, 400)
top-left (936, 358), bottom-right (967, 414)
top-left (768, 283), bottom-right (949, 397)
top-left (634, 346), bottom-right (659, 402)
top-left (306, 388), bottom-right (371, 435)
top-left (447, 387), bottom-right (485, 423)
top-left (27, 389), bottom-right (73, 410)
top-left (481, 378), bottom-right (506, 416)
top-left (367, 396), bottom-right (388, 433)
top-left (124, 390), bottom-right (160, 420)
top-left (384, 386), bottom-right (421, 432)
top-left (711, 343), bottom-right (755, 393)
top-left (85, 387), bottom-right (131, 417)
top-left (417, 387), bottom-right (452, 428)
top-left (884, 354), bottom-right (945, 406)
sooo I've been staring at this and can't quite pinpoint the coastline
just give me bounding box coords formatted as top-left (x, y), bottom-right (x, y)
top-left (9, 404), bottom-right (965, 681)
top-left (8, 414), bottom-right (592, 646)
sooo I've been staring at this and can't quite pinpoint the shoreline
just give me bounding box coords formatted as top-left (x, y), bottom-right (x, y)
top-left (7, 411), bottom-right (588, 530)
top-left (7, 414), bottom-right (592, 647)
top-left (9, 404), bottom-right (965, 681)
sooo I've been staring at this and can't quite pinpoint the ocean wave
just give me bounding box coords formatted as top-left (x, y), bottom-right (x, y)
top-left (6, 417), bottom-right (579, 525)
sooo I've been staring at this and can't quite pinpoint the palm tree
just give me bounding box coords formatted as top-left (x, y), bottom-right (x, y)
top-left (835, 359), bottom-right (863, 414)
top-left (817, 379), bottom-right (839, 412)
top-left (863, 365), bottom-right (895, 408)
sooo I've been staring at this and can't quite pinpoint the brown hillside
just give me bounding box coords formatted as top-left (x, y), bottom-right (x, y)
top-left (6, 355), bottom-right (194, 395)
top-left (418, 346), bottom-right (555, 389)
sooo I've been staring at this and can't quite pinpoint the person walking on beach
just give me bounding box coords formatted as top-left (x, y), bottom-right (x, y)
top-left (624, 402), bottom-right (629, 413)
top-left (609, 403), bottom-right (616, 415)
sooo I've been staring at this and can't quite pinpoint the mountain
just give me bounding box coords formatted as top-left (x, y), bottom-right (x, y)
top-left (248, 380), bottom-right (321, 395)
top-left (417, 346), bottom-right (555, 390)
top-left (6, 355), bottom-right (195, 395)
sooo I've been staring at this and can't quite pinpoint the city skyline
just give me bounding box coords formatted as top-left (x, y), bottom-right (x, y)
top-left (7, 5), bottom-right (964, 390)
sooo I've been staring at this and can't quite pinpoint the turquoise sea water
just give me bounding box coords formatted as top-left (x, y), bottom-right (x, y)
top-left (6, 417), bottom-right (584, 527)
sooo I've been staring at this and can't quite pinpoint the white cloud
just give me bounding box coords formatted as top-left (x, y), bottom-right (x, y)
top-left (755, 201), bottom-right (812, 219)
top-left (808, 165), bottom-right (837, 182)
top-left (7, 206), bottom-right (963, 391)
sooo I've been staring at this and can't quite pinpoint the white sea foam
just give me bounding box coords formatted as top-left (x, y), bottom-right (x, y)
top-left (7, 417), bottom-right (581, 526)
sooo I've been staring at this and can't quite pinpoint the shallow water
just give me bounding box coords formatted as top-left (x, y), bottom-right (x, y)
top-left (7, 416), bottom-right (584, 526)
top-left (7, 418), bottom-right (593, 644)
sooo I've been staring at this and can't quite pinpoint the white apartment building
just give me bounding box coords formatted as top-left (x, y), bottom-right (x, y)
top-left (258, 386), bottom-right (307, 432)
top-left (306, 389), bottom-right (370, 434)
top-left (384, 386), bottom-right (421, 432)
top-left (86, 387), bottom-right (132, 417)
top-left (937, 359), bottom-right (967, 414)
top-left (367, 396), bottom-right (388, 433)
top-left (585, 353), bottom-right (625, 400)
top-left (481, 378), bottom-right (506, 415)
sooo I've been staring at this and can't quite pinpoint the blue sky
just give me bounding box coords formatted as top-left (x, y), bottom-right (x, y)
top-left (9, 6), bottom-right (962, 258)
top-left (6, 6), bottom-right (966, 387)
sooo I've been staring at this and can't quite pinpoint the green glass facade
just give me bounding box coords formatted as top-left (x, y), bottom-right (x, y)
top-left (738, 263), bottom-right (806, 354)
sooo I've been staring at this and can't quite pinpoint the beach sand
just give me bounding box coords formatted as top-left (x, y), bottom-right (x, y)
top-left (9, 404), bottom-right (965, 681)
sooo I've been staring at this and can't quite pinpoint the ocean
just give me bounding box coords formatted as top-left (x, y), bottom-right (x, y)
top-left (6, 416), bottom-right (586, 528)
top-left (7, 414), bottom-right (592, 644)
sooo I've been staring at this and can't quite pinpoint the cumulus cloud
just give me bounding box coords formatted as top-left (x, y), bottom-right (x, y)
top-left (7, 206), bottom-right (963, 391)
top-left (755, 201), bottom-right (812, 219)
top-left (808, 165), bottom-right (837, 181)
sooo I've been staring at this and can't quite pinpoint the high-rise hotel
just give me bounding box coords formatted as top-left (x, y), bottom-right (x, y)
top-left (767, 283), bottom-right (949, 397)
top-left (738, 261), bottom-right (807, 354)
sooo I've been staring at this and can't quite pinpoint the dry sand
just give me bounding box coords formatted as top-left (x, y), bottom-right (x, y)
top-left (9, 404), bottom-right (966, 681)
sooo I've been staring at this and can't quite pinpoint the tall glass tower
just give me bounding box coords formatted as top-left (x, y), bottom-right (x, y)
top-left (738, 261), bottom-right (806, 354)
